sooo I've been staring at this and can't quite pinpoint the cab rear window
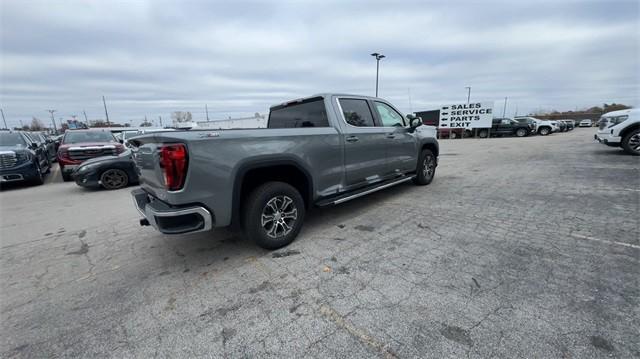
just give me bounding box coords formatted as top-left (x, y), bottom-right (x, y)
top-left (268, 98), bottom-right (329, 128)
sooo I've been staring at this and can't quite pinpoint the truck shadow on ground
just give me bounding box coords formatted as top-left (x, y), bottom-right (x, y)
top-left (136, 182), bottom-right (416, 273)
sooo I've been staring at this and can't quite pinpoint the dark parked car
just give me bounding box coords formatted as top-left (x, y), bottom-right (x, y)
top-left (477, 118), bottom-right (534, 138)
top-left (0, 131), bottom-right (51, 186)
top-left (30, 132), bottom-right (56, 162)
top-left (73, 149), bottom-right (139, 190)
top-left (557, 121), bottom-right (567, 132)
top-left (57, 129), bottom-right (125, 181)
top-left (437, 128), bottom-right (469, 139)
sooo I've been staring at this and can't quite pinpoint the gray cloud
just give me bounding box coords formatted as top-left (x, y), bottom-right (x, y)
top-left (1, 0), bottom-right (638, 127)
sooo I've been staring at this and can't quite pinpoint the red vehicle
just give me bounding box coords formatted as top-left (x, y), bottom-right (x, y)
top-left (437, 128), bottom-right (470, 139)
top-left (57, 129), bottom-right (125, 181)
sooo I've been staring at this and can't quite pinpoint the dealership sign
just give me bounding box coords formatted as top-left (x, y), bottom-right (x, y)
top-left (439, 102), bottom-right (493, 129)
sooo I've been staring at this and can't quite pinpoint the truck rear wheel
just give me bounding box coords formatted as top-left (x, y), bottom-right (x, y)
top-left (243, 181), bottom-right (305, 249)
top-left (515, 128), bottom-right (527, 137)
top-left (478, 129), bottom-right (489, 138)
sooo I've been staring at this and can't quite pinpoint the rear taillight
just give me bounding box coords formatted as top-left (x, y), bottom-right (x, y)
top-left (159, 144), bottom-right (188, 191)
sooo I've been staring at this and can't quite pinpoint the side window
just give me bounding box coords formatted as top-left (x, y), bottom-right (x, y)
top-left (339, 99), bottom-right (375, 127)
top-left (501, 119), bottom-right (510, 125)
top-left (374, 102), bottom-right (406, 127)
top-left (268, 98), bottom-right (329, 128)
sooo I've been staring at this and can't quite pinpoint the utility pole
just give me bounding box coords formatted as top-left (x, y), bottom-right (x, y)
top-left (1, 108), bottom-right (7, 129)
top-left (159, 115), bottom-right (163, 127)
top-left (465, 86), bottom-right (472, 105)
top-left (502, 97), bottom-right (508, 118)
top-left (19, 119), bottom-right (24, 129)
top-left (102, 96), bottom-right (110, 126)
top-left (46, 109), bottom-right (57, 133)
top-left (205, 104), bottom-right (210, 122)
top-left (83, 109), bottom-right (88, 122)
top-left (370, 52), bottom-right (386, 97)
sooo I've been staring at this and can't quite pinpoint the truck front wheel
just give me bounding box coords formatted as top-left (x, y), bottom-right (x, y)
top-left (243, 181), bottom-right (306, 249)
top-left (413, 149), bottom-right (436, 186)
top-left (621, 128), bottom-right (640, 156)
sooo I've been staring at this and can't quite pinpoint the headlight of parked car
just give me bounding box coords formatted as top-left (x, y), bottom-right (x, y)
top-left (78, 163), bottom-right (99, 173)
top-left (15, 152), bottom-right (31, 163)
top-left (608, 115), bottom-right (628, 128)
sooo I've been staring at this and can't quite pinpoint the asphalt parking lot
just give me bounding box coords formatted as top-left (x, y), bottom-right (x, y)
top-left (1, 128), bottom-right (638, 358)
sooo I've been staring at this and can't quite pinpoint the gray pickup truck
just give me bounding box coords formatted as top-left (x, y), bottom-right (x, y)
top-left (131, 93), bottom-right (439, 249)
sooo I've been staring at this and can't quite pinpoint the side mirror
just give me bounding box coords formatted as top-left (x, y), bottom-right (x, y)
top-left (30, 142), bottom-right (39, 150)
top-left (118, 139), bottom-right (124, 144)
top-left (407, 115), bottom-right (422, 129)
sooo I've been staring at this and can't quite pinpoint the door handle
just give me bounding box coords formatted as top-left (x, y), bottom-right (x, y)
top-left (346, 135), bottom-right (359, 142)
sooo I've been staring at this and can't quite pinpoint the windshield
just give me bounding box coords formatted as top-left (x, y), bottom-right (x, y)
top-left (63, 131), bottom-right (116, 144)
top-left (0, 133), bottom-right (27, 147)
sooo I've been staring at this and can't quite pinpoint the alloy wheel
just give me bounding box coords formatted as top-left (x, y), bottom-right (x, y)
top-left (261, 195), bottom-right (298, 239)
top-left (629, 133), bottom-right (640, 154)
top-left (423, 155), bottom-right (435, 180)
top-left (100, 169), bottom-right (128, 189)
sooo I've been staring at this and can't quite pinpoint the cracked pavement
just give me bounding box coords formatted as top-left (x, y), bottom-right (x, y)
top-left (1, 128), bottom-right (638, 358)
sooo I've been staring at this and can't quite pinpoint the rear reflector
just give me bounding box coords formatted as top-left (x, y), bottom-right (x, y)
top-left (159, 144), bottom-right (188, 191)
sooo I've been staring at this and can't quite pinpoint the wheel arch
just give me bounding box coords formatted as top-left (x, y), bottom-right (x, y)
top-left (620, 123), bottom-right (640, 140)
top-left (232, 157), bottom-right (314, 226)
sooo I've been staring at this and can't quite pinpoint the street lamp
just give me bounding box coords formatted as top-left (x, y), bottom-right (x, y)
top-left (371, 52), bottom-right (385, 97)
top-left (465, 87), bottom-right (471, 105)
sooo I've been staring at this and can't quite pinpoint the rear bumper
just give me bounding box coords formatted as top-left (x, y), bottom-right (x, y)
top-left (131, 188), bottom-right (213, 234)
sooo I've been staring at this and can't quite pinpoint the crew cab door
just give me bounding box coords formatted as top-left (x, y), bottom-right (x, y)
top-left (336, 97), bottom-right (389, 188)
top-left (498, 119), bottom-right (514, 134)
top-left (371, 100), bottom-right (416, 174)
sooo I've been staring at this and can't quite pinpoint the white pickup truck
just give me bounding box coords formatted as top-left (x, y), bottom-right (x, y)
top-left (595, 108), bottom-right (639, 155)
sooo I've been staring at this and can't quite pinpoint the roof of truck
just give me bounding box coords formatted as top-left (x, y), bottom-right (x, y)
top-left (270, 93), bottom-right (382, 110)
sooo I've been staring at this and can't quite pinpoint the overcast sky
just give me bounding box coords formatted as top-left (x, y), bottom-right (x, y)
top-left (1, 0), bottom-right (638, 127)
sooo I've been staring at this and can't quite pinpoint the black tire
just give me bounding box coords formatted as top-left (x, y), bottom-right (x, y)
top-left (31, 163), bottom-right (44, 186)
top-left (478, 129), bottom-right (489, 138)
top-left (450, 131), bottom-right (457, 139)
top-left (515, 128), bottom-right (527, 137)
top-left (100, 168), bottom-right (129, 189)
top-left (538, 127), bottom-right (550, 136)
top-left (413, 149), bottom-right (436, 186)
top-left (242, 181), bottom-right (305, 250)
top-left (621, 128), bottom-right (640, 156)
top-left (62, 172), bottom-right (72, 182)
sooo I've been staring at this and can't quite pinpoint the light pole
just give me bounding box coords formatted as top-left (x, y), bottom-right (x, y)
top-left (1, 108), bottom-right (7, 129)
top-left (465, 87), bottom-right (471, 105)
top-left (47, 109), bottom-right (58, 133)
top-left (502, 97), bottom-right (508, 118)
top-left (371, 52), bottom-right (385, 97)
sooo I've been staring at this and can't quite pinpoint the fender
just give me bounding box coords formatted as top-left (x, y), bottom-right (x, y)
top-left (231, 155), bottom-right (314, 225)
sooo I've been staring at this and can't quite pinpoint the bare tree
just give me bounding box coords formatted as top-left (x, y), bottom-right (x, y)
top-left (30, 117), bottom-right (45, 131)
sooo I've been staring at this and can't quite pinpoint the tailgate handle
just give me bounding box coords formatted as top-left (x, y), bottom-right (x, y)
top-left (346, 135), bottom-right (359, 143)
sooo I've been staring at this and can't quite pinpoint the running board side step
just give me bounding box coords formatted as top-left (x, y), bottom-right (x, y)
top-left (316, 175), bottom-right (415, 207)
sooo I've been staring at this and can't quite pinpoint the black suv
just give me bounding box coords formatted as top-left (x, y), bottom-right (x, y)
top-left (0, 131), bottom-right (51, 186)
top-left (477, 118), bottom-right (534, 138)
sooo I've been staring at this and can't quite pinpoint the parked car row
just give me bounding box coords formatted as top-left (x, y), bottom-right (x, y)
top-left (435, 116), bottom-right (588, 139)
